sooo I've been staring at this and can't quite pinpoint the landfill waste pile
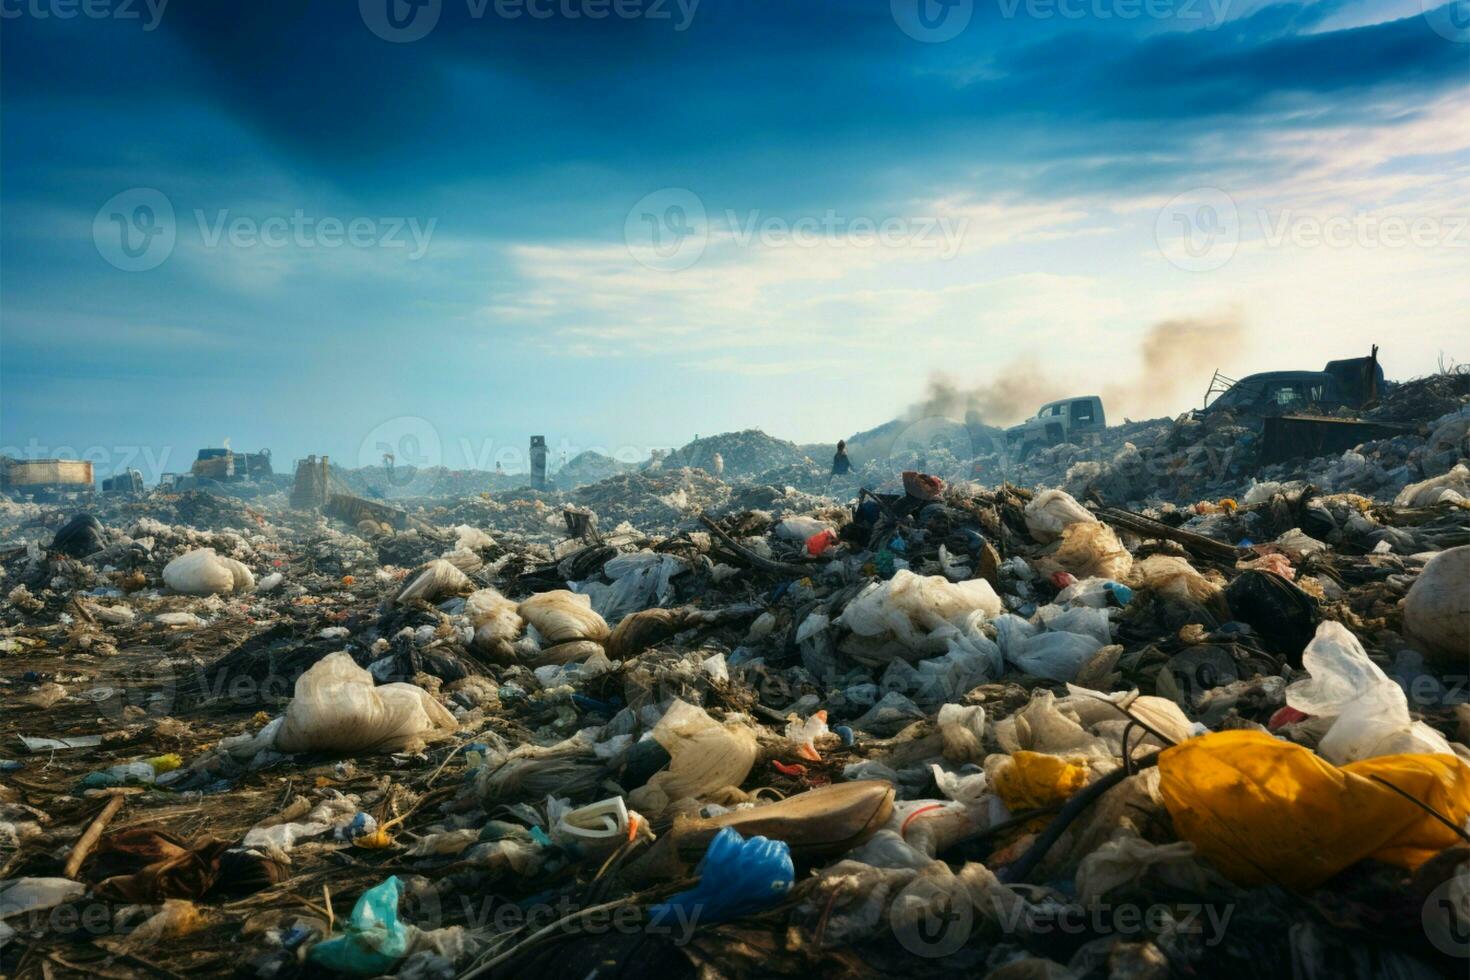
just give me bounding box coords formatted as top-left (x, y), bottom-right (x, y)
top-left (663, 430), bottom-right (816, 481)
top-left (1, 383), bottom-right (1468, 978)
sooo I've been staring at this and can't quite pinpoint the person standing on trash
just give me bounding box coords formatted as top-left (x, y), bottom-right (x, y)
top-left (830, 440), bottom-right (852, 481)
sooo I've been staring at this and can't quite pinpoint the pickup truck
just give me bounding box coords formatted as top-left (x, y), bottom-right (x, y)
top-left (1004, 396), bottom-right (1106, 456)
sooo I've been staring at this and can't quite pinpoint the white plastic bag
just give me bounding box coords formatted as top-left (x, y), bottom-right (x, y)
top-left (627, 700), bottom-right (757, 816)
top-left (454, 524), bottom-right (496, 551)
top-left (775, 516), bottom-right (830, 541)
top-left (994, 608), bottom-right (1109, 683)
top-left (1024, 489), bottom-right (1096, 544)
top-left (840, 570), bottom-right (1002, 659)
top-left (592, 551), bottom-right (683, 622)
top-left (163, 548), bottom-right (254, 596)
top-left (1395, 463), bottom-right (1470, 507)
top-left (1286, 621), bottom-right (1452, 764)
top-left (273, 652), bottom-right (458, 755)
top-left (1404, 546), bottom-right (1469, 666)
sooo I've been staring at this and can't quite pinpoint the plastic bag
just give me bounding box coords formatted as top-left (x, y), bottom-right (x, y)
top-left (1225, 569), bottom-right (1321, 663)
top-left (882, 798), bottom-right (987, 857)
top-left (991, 690), bottom-right (1110, 761)
top-left (1023, 489), bottom-right (1097, 544)
top-left (1042, 522), bottom-right (1133, 581)
top-left (0, 877), bottom-right (87, 920)
top-left (1395, 462), bottom-right (1470, 507)
top-left (163, 548), bottom-right (253, 596)
top-left (628, 700), bottom-right (758, 816)
top-left (394, 559), bottom-right (471, 605)
top-left (1129, 555), bottom-right (1219, 602)
top-left (1286, 621), bottom-right (1451, 763)
top-left (912, 614), bottom-right (1003, 707)
top-left (994, 610), bottom-right (1108, 683)
top-left (453, 524), bottom-right (496, 551)
top-left (1075, 834), bottom-right (1222, 905)
top-left (518, 590), bottom-right (610, 644)
top-left (937, 704), bottom-right (987, 763)
top-left (464, 587), bottom-right (522, 657)
top-left (647, 828), bottom-right (793, 926)
top-left (1158, 730), bottom-right (1470, 889)
top-left (839, 570), bottom-right (1002, 660)
top-left (806, 529), bottom-right (839, 556)
top-left (273, 652), bottom-right (458, 755)
top-left (1404, 546), bottom-right (1468, 667)
top-left (308, 876), bottom-right (411, 975)
top-left (592, 552), bottom-right (682, 622)
top-left (990, 751), bottom-right (1088, 811)
top-left (775, 516), bottom-right (830, 541)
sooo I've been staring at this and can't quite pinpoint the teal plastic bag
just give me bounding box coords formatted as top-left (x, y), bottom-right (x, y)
top-left (308, 876), bottom-right (410, 975)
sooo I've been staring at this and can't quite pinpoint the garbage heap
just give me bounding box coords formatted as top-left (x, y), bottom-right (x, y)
top-left (0, 458), bottom-right (1467, 978)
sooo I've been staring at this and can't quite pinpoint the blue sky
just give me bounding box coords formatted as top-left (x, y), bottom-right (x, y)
top-left (1, 0), bottom-right (1466, 478)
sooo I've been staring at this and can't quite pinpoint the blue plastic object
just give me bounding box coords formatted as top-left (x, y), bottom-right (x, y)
top-left (1237, 538), bottom-right (1254, 548)
top-left (572, 693), bottom-right (617, 715)
top-left (962, 529), bottom-right (986, 555)
top-left (307, 876), bottom-right (410, 976)
top-left (1103, 581), bottom-right (1134, 606)
top-left (855, 499), bottom-right (882, 525)
top-left (833, 725), bottom-right (855, 746)
top-left (648, 828), bottom-right (793, 928)
top-left (888, 536), bottom-right (908, 554)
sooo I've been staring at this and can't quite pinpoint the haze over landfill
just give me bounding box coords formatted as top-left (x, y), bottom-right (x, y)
top-left (3, 3), bottom-right (1468, 473)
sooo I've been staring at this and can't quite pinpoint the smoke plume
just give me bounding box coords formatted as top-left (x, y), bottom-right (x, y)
top-left (904, 311), bottom-right (1247, 426)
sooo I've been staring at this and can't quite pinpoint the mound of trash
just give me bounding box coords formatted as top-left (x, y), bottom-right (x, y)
top-left (0, 397), bottom-right (1467, 979)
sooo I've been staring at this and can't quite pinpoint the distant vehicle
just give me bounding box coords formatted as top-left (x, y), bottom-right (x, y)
top-left (0, 458), bottom-right (95, 501)
top-left (1201, 349), bottom-right (1384, 418)
top-left (190, 448), bottom-right (274, 482)
top-left (1005, 395), bottom-right (1106, 455)
top-left (101, 469), bottom-right (144, 495)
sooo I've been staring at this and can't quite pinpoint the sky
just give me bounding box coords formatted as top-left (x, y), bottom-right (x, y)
top-left (1, 0), bottom-right (1466, 479)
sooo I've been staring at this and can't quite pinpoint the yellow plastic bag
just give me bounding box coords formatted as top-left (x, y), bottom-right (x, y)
top-left (993, 751), bottom-right (1089, 811)
top-left (1158, 730), bottom-right (1470, 889)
